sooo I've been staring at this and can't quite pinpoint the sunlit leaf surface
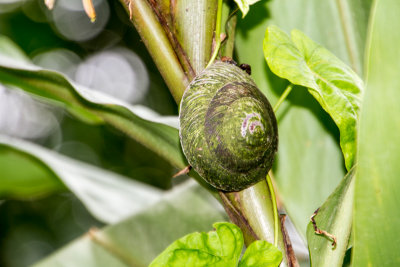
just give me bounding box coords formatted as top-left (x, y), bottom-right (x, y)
top-left (150, 222), bottom-right (243, 267)
top-left (239, 240), bottom-right (282, 267)
top-left (263, 26), bottom-right (364, 170)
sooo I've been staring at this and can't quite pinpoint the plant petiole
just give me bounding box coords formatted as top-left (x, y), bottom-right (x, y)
top-left (266, 172), bottom-right (279, 247)
top-left (273, 83), bottom-right (293, 113)
top-left (206, 0), bottom-right (223, 68)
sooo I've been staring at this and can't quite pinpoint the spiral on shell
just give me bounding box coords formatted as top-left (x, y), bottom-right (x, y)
top-left (179, 61), bottom-right (278, 191)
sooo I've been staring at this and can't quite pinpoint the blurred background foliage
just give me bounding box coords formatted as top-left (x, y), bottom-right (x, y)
top-left (0, 0), bottom-right (179, 266)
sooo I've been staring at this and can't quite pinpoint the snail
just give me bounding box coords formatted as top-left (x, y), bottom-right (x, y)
top-left (179, 61), bottom-right (278, 191)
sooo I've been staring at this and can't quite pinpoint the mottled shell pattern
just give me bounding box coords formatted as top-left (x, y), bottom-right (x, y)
top-left (179, 61), bottom-right (278, 191)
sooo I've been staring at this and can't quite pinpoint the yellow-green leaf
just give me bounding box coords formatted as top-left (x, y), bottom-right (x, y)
top-left (234, 0), bottom-right (261, 18)
top-left (239, 240), bottom-right (282, 267)
top-left (263, 26), bottom-right (364, 170)
top-left (150, 222), bottom-right (243, 267)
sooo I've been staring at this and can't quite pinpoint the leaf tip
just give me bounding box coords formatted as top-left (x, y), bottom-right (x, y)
top-left (44, 0), bottom-right (55, 10)
top-left (82, 0), bottom-right (96, 23)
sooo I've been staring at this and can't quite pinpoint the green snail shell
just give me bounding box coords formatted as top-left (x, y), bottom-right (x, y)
top-left (179, 61), bottom-right (278, 191)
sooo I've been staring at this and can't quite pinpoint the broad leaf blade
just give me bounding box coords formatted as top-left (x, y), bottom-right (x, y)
top-left (0, 35), bottom-right (30, 63)
top-left (263, 26), bottom-right (364, 170)
top-left (0, 142), bottom-right (65, 198)
top-left (239, 240), bottom-right (282, 267)
top-left (306, 168), bottom-right (355, 267)
top-left (33, 182), bottom-right (227, 267)
top-left (150, 222), bottom-right (243, 267)
top-left (0, 38), bottom-right (185, 170)
top-left (353, 0), bottom-right (400, 265)
top-left (0, 135), bottom-right (163, 224)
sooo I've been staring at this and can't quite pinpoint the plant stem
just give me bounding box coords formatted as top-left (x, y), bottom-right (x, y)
top-left (173, 0), bottom-right (218, 74)
top-left (206, 0), bottom-right (223, 68)
top-left (221, 180), bottom-right (289, 266)
top-left (266, 172), bottom-right (279, 247)
top-left (146, 0), bottom-right (196, 81)
top-left (121, 1), bottom-right (295, 265)
top-left (119, 0), bottom-right (188, 103)
top-left (221, 7), bottom-right (238, 58)
top-left (273, 83), bottom-right (293, 113)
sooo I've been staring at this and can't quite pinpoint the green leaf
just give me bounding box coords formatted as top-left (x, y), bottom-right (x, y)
top-left (353, 0), bottom-right (400, 265)
top-left (306, 168), bottom-right (355, 267)
top-left (33, 182), bottom-right (227, 267)
top-left (239, 240), bottom-right (282, 267)
top-left (234, 0), bottom-right (261, 18)
top-left (263, 26), bottom-right (364, 170)
top-left (0, 36), bottom-right (186, 170)
top-left (0, 140), bottom-right (65, 198)
top-left (236, 0), bottom-right (371, 239)
top-left (150, 222), bottom-right (243, 267)
top-left (0, 35), bottom-right (30, 63)
top-left (0, 135), bottom-right (164, 224)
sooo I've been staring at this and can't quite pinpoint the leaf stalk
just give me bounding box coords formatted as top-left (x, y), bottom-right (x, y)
top-left (273, 83), bottom-right (293, 113)
top-left (206, 0), bottom-right (223, 68)
top-left (266, 172), bottom-right (279, 247)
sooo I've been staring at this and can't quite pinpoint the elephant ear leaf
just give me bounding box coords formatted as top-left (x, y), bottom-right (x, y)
top-left (263, 25), bottom-right (364, 170)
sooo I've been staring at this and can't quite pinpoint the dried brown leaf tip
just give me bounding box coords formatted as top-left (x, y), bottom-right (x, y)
top-left (129, 0), bottom-right (133, 20)
top-left (44, 0), bottom-right (55, 10)
top-left (311, 208), bottom-right (337, 247)
top-left (83, 0), bottom-right (96, 23)
top-left (172, 165), bottom-right (192, 178)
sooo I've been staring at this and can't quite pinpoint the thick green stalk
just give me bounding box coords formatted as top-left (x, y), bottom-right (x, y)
top-left (221, 180), bottom-right (291, 266)
top-left (122, 1), bottom-right (295, 265)
top-left (206, 0), bottom-right (223, 68)
top-left (174, 0), bottom-right (218, 73)
top-left (266, 173), bottom-right (279, 247)
top-left (273, 84), bottom-right (293, 113)
top-left (119, 0), bottom-right (188, 103)
top-left (221, 6), bottom-right (238, 58)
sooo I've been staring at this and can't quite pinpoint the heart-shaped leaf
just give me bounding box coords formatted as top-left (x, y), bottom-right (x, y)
top-left (263, 26), bottom-right (364, 170)
top-left (150, 222), bottom-right (243, 267)
top-left (150, 222), bottom-right (282, 267)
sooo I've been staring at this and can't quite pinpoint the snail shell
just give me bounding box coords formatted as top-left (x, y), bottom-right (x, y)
top-left (179, 61), bottom-right (278, 191)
